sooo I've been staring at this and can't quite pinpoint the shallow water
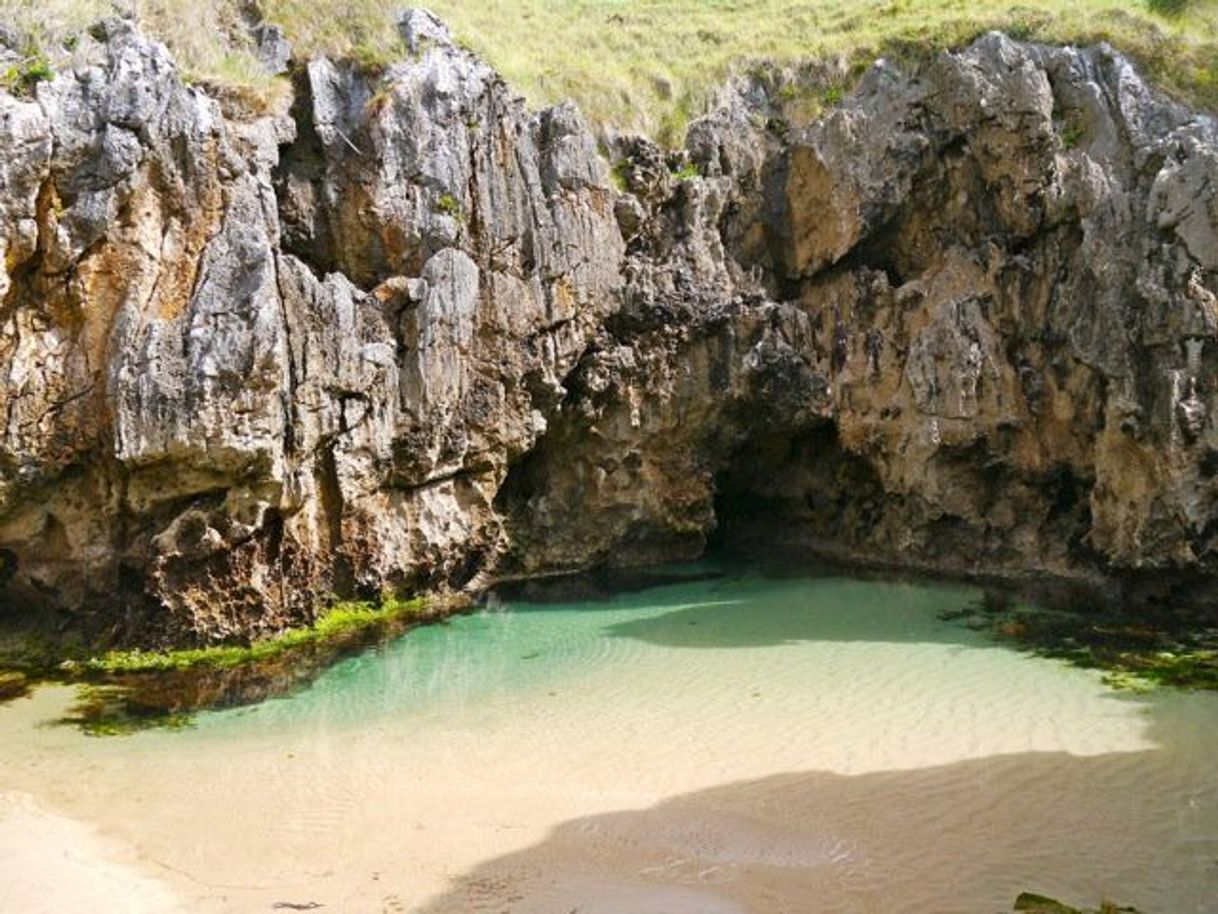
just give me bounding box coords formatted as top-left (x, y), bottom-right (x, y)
top-left (2, 568), bottom-right (1217, 913)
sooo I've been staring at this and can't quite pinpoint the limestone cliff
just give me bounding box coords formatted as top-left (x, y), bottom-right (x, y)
top-left (0, 11), bottom-right (1214, 644)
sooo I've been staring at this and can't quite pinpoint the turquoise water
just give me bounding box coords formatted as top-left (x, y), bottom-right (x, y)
top-left (3, 567), bottom-right (1218, 913)
top-left (198, 568), bottom-right (988, 734)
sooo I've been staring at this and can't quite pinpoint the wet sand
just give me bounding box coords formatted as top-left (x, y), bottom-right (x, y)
top-left (0, 787), bottom-right (183, 914)
top-left (1, 573), bottom-right (1215, 913)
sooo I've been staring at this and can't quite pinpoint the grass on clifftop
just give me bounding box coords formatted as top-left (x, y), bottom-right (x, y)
top-left (4, 1), bottom-right (1218, 138)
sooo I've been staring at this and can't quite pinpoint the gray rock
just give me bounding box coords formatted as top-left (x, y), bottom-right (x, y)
top-left (0, 15), bottom-right (1216, 645)
top-left (396, 8), bottom-right (454, 54)
top-left (252, 23), bottom-right (292, 75)
top-left (500, 34), bottom-right (1218, 592)
top-left (0, 24), bottom-right (19, 54)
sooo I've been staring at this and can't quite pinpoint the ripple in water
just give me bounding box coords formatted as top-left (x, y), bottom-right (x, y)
top-left (1, 568), bottom-right (1217, 913)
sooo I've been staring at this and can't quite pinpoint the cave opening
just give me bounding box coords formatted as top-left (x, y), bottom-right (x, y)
top-left (708, 421), bottom-right (887, 565)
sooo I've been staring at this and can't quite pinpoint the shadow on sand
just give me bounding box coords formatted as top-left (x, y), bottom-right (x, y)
top-left (415, 696), bottom-right (1218, 914)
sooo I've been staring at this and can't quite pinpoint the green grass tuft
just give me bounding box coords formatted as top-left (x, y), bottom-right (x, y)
top-left (609, 157), bottom-right (631, 192)
top-left (670, 161), bottom-right (699, 181)
top-left (1060, 121), bottom-right (1086, 149)
top-left (1149, 0), bottom-right (1194, 16)
top-left (1, 54), bottom-right (53, 96)
top-left (434, 192), bottom-right (463, 219)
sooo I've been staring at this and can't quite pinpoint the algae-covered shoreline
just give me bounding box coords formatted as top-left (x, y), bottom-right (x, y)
top-left (0, 593), bottom-right (473, 734)
top-left (5, 560), bottom-right (1218, 737)
top-left (4, 569), bottom-right (1212, 913)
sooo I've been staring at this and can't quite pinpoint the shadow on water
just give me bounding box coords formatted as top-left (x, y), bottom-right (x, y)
top-left (412, 717), bottom-right (1218, 914)
top-left (594, 574), bottom-right (984, 650)
top-left (487, 562), bottom-right (731, 605)
top-left (506, 564), bottom-right (1218, 687)
top-left (420, 570), bottom-right (1218, 911)
top-left (44, 560), bottom-right (1218, 735)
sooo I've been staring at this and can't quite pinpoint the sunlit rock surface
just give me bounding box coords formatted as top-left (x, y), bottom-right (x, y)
top-left (0, 12), bottom-right (1215, 643)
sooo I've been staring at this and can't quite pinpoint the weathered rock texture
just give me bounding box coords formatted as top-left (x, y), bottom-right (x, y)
top-left (0, 11), bottom-right (1215, 644)
top-left (501, 35), bottom-right (1218, 610)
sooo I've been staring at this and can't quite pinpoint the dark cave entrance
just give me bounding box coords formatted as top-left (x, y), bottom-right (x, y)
top-left (708, 421), bottom-right (887, 563)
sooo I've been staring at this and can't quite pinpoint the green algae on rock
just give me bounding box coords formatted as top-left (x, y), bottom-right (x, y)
top-left (0, 671), bottom-right (29, 702)
top-left (70, 598), bottom-right (428, 674)
top-left (55, 596), bottom-right (468, 735)
top-left (1013, 892), bottom-right (1141, 913)
top-left (941, 596), bottom-right (1218, 691)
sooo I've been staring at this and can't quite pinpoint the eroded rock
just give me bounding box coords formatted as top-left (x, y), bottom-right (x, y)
top-left (0, 19), bottom-right (1215, 645)
top-left (498, 33), bottom-right (1218, 604)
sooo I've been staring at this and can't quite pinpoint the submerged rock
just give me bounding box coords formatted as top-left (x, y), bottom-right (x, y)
top-left (0, 671), bottom-right (28, 702)
top-left (942, 590), bottom-right (1218, 690)
top-left (0, 17), bottom-right (1215, 645)
top-left (1013, 892), bottom-right (1141, 913)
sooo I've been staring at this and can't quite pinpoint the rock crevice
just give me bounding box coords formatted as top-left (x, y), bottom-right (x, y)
top-left (0, 15), bottom-right (1215, 643)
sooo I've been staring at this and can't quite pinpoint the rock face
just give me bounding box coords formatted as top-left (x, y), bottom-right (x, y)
top-left (0, 13), bottom-right (621, 642)
top-left (0, 12), bottom-right (1215, 645)
top-left (501, 35), bottom-right (1218, 610)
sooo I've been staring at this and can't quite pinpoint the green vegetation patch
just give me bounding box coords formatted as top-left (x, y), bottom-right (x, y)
top-left (422, 0), bottom-right (1218, 142)
top-left (8, 1), bottom-right (1218, 141)
top-left (71, 597), bottom-right (425, 675)
top-left (1013, 892), bottom-right (1141, 913)
top-left (31, 595), bottom-right (468, 735)
top-left (670, 161), bottom-right (699, 181)
top-left (434, 192), bottom-right (463, 219)
top-left (941, 593), bottom-right (1218, 691)
top-left (0, 55), bottom-right (53, 96)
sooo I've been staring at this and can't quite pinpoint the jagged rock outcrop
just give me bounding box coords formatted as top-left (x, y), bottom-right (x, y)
top-left (497, 34), bottom-right (1218, 607)
top-left (0, 10), bottom-right (1215, 644)
top-left (0, 12), bottom-right (621, 642)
